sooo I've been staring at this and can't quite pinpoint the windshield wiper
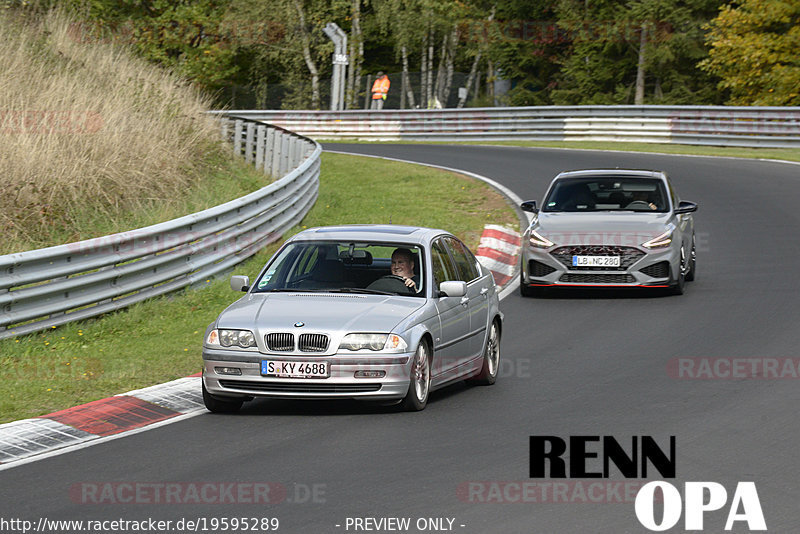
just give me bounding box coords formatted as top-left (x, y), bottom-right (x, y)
top-left (262, 288), bottom-right (325, 292)
top-left (329, 287), bottom-right (396, 296)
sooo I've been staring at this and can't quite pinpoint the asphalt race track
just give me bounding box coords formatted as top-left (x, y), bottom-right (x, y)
top-left (2, 144), bottom-right (799, 533)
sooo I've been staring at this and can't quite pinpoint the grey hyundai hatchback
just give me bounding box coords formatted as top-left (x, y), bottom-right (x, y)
top-left (519, 169), bottom-right (698, 296)
top-left (202, 225), bottom-right (502, 412)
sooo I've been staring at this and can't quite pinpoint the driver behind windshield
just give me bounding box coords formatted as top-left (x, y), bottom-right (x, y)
top-left (391, 248), bottom-right (419, 292)
top-left (628, 190), bottom-right (658, 210)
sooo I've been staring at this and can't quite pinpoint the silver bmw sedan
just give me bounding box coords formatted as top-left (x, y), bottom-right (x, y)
top-left (202, 225), bottom-right (502, 412)
top-left (519, 169), bottom-right (697, 296)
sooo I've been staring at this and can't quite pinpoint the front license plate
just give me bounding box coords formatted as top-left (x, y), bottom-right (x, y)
top-left (572, 255), bottom-right (621, 267)
top-left (261, 360), bottom-right (329, 378)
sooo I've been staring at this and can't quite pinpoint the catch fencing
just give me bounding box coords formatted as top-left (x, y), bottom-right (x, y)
top-left (0, 119), bottom-right (320, 339)
top-left (224, 106), bottom-right (800, 148)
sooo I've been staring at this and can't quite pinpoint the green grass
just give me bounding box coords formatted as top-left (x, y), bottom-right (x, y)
top-left (323, 139), bottom-right (800, 163)
top-left (0, 152), bottom-right (519, 423)
top-left (2, 151), bottom-right (271, 255)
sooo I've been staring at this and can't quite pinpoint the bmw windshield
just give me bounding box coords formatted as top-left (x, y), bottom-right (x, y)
top-left (252, 241), bottom-right (426, 297)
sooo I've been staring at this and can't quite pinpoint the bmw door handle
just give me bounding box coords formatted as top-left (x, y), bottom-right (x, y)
top-left (460, 296), bottom-right (469, 306)
top-left (480, 287), bottom-right (489, 296)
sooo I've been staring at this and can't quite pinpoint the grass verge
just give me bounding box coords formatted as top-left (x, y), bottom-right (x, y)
top-left (322, 139), bottom-right (800, 163)
top-left (0, 10), bottom-right (248, 254)
top-left (0, 152), bottom-right (519, 424)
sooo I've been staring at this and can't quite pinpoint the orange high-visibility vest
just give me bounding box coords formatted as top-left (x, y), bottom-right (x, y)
top-left (371, 76), bottom-right (390, 99)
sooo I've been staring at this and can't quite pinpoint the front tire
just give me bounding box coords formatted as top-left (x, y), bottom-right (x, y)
top-left (669, 246), bottom-right (687, 295)
top-left (400, 341), bottom-right (431, 411)
top-left (520, 271), bottom-right (545, 297)
top-left (468, 320), bottom-right (500, 385)
top-left (202, 381), bottom-right (244, 413)
top-left (685, 234), bottom-right (696, 282)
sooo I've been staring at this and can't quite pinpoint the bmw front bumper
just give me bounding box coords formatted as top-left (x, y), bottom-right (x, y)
top-left (202, 347), bottom-right (414, 401)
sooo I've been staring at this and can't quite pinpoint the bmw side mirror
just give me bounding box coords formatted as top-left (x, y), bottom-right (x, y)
top-left (438, 281), bottom-right (467, 298)
top-left (520, 200), bottom-right (539, 213)
top-left (230, 275), bottom-right (250, 292)
top-left (674, 201), bottom-right (698, 214)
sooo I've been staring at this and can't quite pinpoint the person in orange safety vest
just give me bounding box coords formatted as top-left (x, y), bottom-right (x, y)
top-left (370, 72), bottom-right (390, 110)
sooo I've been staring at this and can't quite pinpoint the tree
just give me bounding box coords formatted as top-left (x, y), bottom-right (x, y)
top-left (551, 0), bottom-right (724, 105)
top-left (62, 0), bottom-right (242, 91)
top-left (701, 0), bottom-right (800, 105)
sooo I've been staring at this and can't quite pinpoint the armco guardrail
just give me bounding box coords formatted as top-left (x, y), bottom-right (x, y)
top-left (0, 119), bottom-right (320, 340)
top-left (224, 106), bottom-right (800, 148)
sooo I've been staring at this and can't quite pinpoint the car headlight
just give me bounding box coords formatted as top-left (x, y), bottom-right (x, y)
top-left (207, 329), bottom-right (257, 348)
top-left (529, 229), bottom-right (555, 249)
top-left (642, 225), bottom-right (674, 249)
top-left (339, 333), bottom-right (408, 352)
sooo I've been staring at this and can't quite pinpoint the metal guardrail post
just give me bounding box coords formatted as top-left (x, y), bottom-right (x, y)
top-left (288, 136), bottom-right (298, 169)
top-left (264, 128), bottom-right (275, 177)
top-left (221, 120), bottom-right (230, 143)
top-left (255, 125), bottom-right (266, 171)
top-left (270, 131), bottom-right (282, 177)
top-left (234, 120), bottom-right (243, 157)
top-left (245, 122), bottom-right (256, 163)
top-left (280, 133), bottom-right (290, 176)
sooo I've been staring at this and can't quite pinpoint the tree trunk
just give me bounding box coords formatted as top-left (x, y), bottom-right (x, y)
top-left (292, 0), bottom-right (320, 109)
top-left (426, 23), bottom-right (434, 107)
top-left (458, 51), bottom-right (482, 108)
top-left (347, 0), bottom-right (362, 109)
top-left (441, 27), bottom-right (459, 107)
top-left (433, 32), bottom-right (447, 106)
top-left (634, 23), bottom-right (647, 105)
top-left (402, 46), bottom-right (416, 108)
top-left (420, 41), bottom-right (427, 108)
top-left (486, 58), bottom-right (494, 105)
top-left (458, 6), bottom-right (493, 108)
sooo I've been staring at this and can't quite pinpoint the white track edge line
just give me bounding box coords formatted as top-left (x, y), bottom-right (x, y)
top-left (3, 149), bottom-right (527, 470)
top-left (0, 409), bottom-right (206, 472)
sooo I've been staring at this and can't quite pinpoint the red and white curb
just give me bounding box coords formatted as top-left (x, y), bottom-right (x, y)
top-left (475, 225), bottom-right (521, 287)
top-left (0, 374), bottom-right (204, 470)
top-left (0, 155), bottom-right (529, 470)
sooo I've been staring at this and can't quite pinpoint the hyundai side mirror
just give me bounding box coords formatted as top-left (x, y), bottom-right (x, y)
top-left (674, 201), bottom-right (698, 214)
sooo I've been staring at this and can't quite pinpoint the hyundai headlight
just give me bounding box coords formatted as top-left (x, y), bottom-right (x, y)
top-left (339, 333), bottom-right (408, 352)
top-left (529, 229), bottom-right (555, 249)
top-left (642, 225), bottom-right (674, 249)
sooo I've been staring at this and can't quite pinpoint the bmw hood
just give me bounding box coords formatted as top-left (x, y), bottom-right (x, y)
top-left (216, 293), bottom-right (426, 333)
top-left (533, 212), bottom-right (672, 245)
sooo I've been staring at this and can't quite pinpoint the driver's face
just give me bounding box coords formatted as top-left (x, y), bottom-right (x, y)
top-left (391, 254), bottom-right (414, 278)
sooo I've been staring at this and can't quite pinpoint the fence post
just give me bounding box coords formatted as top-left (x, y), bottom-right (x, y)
top-left (280, 133), bottom-right (290, 176)
top-left (271, 131), bottom-right (283, 177)
top-left (245, 122), bottom-right (256, 163)
top-left (264, 128), bottom-right (275, 177)
top-left (289, 136), bottom-right (299, 169)
top-left (233, 120), bottom-right (243, 157)
top-left (221, 120), bottom-right (229, 142)
top-left (255, 125), bottom-right (266, 171)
